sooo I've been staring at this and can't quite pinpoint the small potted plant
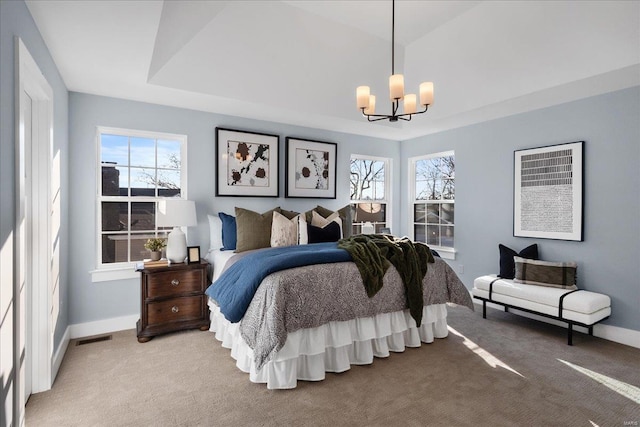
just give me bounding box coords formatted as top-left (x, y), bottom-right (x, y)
top-left (144, 237), bottom-right (166, 261)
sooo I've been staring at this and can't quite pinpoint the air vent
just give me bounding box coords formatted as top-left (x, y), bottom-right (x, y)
top-left (76, 335), bottom-right (112, 346)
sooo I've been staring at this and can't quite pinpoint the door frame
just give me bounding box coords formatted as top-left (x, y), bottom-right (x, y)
top-left (15, 36), bottom-right (54, 414)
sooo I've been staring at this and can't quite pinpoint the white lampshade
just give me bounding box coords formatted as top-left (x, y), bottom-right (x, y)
top-left (356, 86), bottom-right (370, 109)
top-left (389, 74), bottom-right (404, 100)
top-left (404, 94), bottom-right (417, 114)
top-left (157, 199), bottom-right (197, 263)
top-left (364, 94), bottom-right (376, 115)
top-left (420, 82), bottom-right (434, 106)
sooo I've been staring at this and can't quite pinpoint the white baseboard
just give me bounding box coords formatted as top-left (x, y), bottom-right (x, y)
top-left (68, 314), bottom-right (138, 339)
top-left (52, 327), bottom-right (70, 383)
top-left (472, 298), bottom-right (640, 349)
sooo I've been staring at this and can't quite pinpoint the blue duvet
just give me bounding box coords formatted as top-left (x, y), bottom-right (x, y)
top-left (205, 242), bottom-right (352, 323)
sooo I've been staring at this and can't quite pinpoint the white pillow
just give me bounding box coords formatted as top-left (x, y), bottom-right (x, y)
top-left (311, 210), bottom-right (343, 238)
top-left (271, 211), bottom-right (299, 247)
top-left (208, 214), bottom-right (223, 251)
top-left (298, 215), bottom-right (308, 245)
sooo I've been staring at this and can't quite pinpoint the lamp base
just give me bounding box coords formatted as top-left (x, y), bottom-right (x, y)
top-left (166, 227), bottom-right (187, 263)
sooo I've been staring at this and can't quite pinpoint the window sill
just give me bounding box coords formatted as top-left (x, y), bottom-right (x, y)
top-left (432, 248), bottom-right (456, 260)
top-left (90, 265), bottom-right (139, 283)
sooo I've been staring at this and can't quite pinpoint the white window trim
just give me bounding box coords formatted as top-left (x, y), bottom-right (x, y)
top-left (91, 126), bottom-right (188, 282)
top-left (350, 154), bottom-right (392, 234)
top-left (409, 150), bottom-right (456, 260)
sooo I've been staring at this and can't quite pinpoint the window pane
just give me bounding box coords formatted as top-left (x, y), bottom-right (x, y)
top-left (414, 224), bottom-right (426, 243)
top-left (415, 180), bottom-right (430, 200)
top-left (129, 137), bottom-right (156, 167)
top-left (157, 140), bottom-right (181, 170)
top-left (353, 203), bottom-right (386, 224)
top-left (101, 165), bottom-right (128, 196)
top-left (440, 226), bottom-right (454, 248)
top-left (442, 179), bottom-right (455, 200)
top-left (131, 233), bottom-right (156, 262)
top-left (156, 169), bottom-right (181, 197)
top-left (101, 202), bottom-right (127, 231)
top-left (130, 167), bottom-right (157, 197)
top-left (427, 225), bottom-right (440, 246)
top-left (131, 202), bottom-right (155, 231)
top-left (350, 158), bottom-right (385, 201)
top-left (102, 233), bottom-right (128, 264)
top-left (426, 204), bottom-right (439, 224)
top-left (442, 203), bottom-right (454, 224)
top-left (351, 223), bottom-right (362, 236)
top-left (374, 223), bottom-right (387, 233)
top-left (101, 134), bottom-right (129, 166)
top-left (414, 204), bottom-right (426, 223)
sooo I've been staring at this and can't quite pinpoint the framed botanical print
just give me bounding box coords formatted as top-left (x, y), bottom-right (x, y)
top-left (285, 137), bottom-right (337, 198)
top-left (514, 141), bottom-right (584, 241)
top-left (215, 127), bottom-right (279, 197)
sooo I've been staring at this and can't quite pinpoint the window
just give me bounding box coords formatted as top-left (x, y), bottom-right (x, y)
top-left (350, 155), bottom-right (391, 235)
top-left (97, 127), bottom-right (187, 268)
top-left (410, 151), bottom-right (455, 258)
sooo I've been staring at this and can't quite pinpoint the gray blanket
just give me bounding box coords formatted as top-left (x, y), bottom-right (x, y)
top-left (239, 257), bottom-right (474, 370)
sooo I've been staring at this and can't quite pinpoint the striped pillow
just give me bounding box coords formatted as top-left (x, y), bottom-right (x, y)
top-left (514, 257), bottom-right (578, 290)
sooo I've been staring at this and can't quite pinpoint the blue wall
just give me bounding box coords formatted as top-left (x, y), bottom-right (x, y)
top-left (400, 86), bottom-right (640, 331)
top-left (68, 92), bottom-right (399, 325)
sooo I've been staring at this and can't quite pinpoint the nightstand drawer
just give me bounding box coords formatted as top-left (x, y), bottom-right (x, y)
top-left (147, 296), bottom-right (203, 325)
top-left (146, 269), bottom-right (203, 298)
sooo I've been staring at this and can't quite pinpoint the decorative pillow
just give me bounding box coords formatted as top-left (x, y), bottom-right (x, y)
top-left (278, 208), bottom-right (300, 220)
top-left (513, 257), bottom-right (578, 290)
top-left (234, 207), bottom-right (280, 252)
top-left (310, 205), bottom-right (354, 238)
top-left (208, 214), bottom-right (223, 251)
top-left (498, 243), bottom-right (538, 279)
top-left (307, 221), bottom-right (341, 243)
top-left (311, 210), bottom-right (343, 237)
top-left (218, 212), bottom-right (237, 251)
top-left (298, 215), bottom-right (309, 245)
top-left (271, 211), bottom-right (299, 247)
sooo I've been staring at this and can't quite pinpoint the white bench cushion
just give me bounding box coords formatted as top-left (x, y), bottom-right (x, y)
top-left (473, 274), bottom-right (611, 326)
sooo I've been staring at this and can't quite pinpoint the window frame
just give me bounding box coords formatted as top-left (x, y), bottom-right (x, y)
top-left (93, 126), bottom-right (188, 279)
top-left (349, 154), bottom-right (392, 235)
top-left (409, 150), bottom-right (456, 260)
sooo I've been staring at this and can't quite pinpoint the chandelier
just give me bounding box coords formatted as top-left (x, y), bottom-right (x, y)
top-left (356, 0), bottom-right (433, 122)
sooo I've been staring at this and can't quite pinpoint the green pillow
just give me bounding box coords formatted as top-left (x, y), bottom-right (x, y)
top-left (235, 207), bottom-right (280, 252)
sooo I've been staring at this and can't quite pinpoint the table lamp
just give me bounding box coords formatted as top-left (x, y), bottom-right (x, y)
top-left (157, 199), bottom-right (197, 263)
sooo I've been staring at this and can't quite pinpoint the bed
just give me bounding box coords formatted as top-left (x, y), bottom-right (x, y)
top-left (204, 227), bottom-right (474, 389)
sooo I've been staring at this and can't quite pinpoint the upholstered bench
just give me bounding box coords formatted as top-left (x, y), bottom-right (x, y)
top-left (472, 275), bottom-right (611, 345)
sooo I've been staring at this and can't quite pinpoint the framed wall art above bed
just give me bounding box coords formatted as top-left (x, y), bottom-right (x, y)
top-left (215, 127), bottom-right (279, 197)
top-left (513, 141), bottom-right (584, 241)
top-left (285, 137), bottom-right (337, 199)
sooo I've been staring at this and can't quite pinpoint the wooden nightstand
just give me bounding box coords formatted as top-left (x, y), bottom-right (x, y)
top-left (136, 260), bottom-right (210, 343)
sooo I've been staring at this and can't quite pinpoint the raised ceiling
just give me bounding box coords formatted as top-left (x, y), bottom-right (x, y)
top-left (25, 0), bottom-right (640, 140)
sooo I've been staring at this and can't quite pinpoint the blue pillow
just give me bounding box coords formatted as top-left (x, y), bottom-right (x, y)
top-left (218, 212), bottom-right (237, 251)
top-left (498, 243), bottom-right (538, 279)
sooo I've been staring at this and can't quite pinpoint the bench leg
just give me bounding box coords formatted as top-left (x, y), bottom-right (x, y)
top-left (482, 301), bottom-right (486, 319)
top-left (504, 306), bottom-right (509, 313)
top-left (588, 326), bottom-right (593, 336)
top-left (568, 323), bottom-right (573, 346)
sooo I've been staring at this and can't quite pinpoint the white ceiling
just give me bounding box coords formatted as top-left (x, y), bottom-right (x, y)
top-left (25, 0), bottom-right (640, 141)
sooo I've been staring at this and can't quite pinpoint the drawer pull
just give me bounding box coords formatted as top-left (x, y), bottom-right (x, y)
top-left (171, 306), bottom-right (179, 313)
top-left (171, 279), bottom-right (180, 286)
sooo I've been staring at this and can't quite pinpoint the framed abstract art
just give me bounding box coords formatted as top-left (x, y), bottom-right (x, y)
top-left (285, 137), bottom-right (337, 198)
top-left (513, 141), bottom-right (584, 241)
top-left (215, 127), bottom-right (279, 197)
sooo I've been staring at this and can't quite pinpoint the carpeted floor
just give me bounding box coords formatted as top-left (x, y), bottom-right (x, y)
top-left (26, 305), bottom-right (640, 426)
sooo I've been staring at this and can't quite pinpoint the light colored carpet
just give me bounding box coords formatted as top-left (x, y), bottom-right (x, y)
top-left (26, 306), bottom-right (640, 426)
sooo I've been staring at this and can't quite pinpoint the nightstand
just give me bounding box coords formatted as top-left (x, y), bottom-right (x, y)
top-left (136, 260), bottom-right (210, 343)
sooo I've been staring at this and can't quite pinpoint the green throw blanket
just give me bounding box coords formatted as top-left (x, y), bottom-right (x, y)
top-left (337, 234), bottom-right (435, 326)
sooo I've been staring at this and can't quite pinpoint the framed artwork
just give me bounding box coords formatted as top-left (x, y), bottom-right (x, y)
top-left (187, 246), bottom-right (200, 264)
top-left (514, 141), bottom-right (584, 241)
top-left (215, 127), bottom-right (279, 197)
top-left (285, 137), bottom-right (337, 198)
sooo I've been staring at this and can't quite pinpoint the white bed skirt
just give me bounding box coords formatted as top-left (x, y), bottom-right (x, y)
top-left (208, 300), bottom-right (449, 389)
